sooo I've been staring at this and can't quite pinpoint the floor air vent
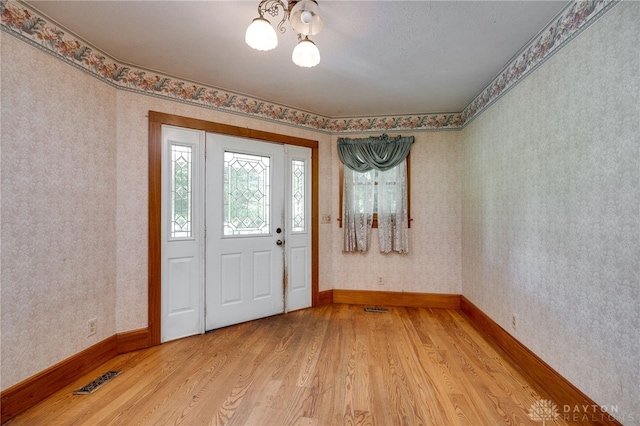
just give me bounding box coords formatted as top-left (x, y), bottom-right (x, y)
top-left (364, 306), bottom-right (388, 313)
top-left (73, 370), bottom-right (122, 395)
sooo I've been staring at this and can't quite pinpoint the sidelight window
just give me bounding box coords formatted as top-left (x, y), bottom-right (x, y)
top-left (170, 144), bottom-right (193, 239)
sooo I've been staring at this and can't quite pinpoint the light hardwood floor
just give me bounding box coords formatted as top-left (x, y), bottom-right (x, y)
top-left (7, 305), bottom-right (569, 425)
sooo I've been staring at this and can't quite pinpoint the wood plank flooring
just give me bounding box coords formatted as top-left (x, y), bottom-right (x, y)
top-left (6, 305), bottom-right (570, 425)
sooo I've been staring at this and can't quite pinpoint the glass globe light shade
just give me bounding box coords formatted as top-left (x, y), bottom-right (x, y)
top-left (245, 17), bottom-right (278, 51)
top-left (290, 0), bottom-right (323, 36)
top-left (292, 37), bottom-right (320, 68)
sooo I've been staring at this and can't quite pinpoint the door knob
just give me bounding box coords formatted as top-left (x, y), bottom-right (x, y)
top-left (276, 239), bottom-right (284, 246)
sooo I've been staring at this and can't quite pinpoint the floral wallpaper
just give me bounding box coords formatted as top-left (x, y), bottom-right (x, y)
top-left (0, 0), bottom-right (618, 133)
top-left (461, 2), bottom-right (639, 422)
top-left (1, 34), bottom-right (118, 389)
top-left (0, 1), bottom-right (634, 420)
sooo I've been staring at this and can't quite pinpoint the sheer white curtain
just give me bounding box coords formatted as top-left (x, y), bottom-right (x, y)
top-left (342, 167), bottom-right (375, 252)
top-left (342, 159), bottom-right (409, 254)
top-left (377, 159), bottom-right (409, 253)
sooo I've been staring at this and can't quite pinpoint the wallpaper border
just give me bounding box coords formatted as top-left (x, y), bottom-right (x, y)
top-left (0, 0), bottom-right (618, 133)
top-left (460, 0), bottom-right (618, 126)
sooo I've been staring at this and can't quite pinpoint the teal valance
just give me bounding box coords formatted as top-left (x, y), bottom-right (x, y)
top-left (337, 133), bottom-right (414, 172)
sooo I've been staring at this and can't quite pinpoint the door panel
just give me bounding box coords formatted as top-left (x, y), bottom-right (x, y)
top-left (206, 134), bottom-right (285, 330)
top-left (289, 247), bottom-right (308, 291)
top-left (168, 257), bottom-right (197, 312)
top-left (253, 251), bottom-right (273, 298)
top-left (220, 253), bottom-right (242, 303)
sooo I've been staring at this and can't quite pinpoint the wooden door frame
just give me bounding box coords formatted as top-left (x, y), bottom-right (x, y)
top-left (148, 111), bottom-right (320, 346)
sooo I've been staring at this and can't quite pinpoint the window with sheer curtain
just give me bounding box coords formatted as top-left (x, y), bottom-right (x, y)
top-left (338, 134), bottom-right (413, 254)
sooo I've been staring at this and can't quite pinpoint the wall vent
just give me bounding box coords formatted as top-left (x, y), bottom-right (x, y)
top-left (364, 307), bottom-right (388, 313)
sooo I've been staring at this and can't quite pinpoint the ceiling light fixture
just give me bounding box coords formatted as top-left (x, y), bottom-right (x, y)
top-left (245, 0), bottom-right (323, 68)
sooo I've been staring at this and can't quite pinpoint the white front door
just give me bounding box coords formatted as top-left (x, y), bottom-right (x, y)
top-left (206, 134), bottom-right (289, 330)
top-left (162, 127), bottom-right (312, 338)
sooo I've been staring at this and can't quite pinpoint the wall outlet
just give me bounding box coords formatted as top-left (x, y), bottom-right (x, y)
top-left (511, 314), bottom-right (517, 330)
top-left (377, 275), bottom-right (384, 285)
top-left (321, 214), bottom-right (331, 224)
top-left (88, 318), bottom-right (97, 337)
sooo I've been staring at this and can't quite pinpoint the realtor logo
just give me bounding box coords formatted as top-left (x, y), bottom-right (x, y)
top-left (529, 399), bottom-right (559, 425)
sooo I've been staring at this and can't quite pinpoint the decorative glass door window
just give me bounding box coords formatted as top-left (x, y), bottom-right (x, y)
top-left (291, 159), bottom-right (306, 233)
top-left (171, 144), bottom-right (193, 239)
top-left (223, 151), bottom-right (271, 236)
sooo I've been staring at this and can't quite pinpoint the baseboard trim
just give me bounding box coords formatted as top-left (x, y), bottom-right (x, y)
top-left (333, 289), bottom-right (461, 309)
top-left (0, 328), bottom-right (150, 424)
top-left (318, 289), bottom-right (334, 306)
top-left (460, 296), bottom-right (622, 426)
top-left (116, 328), bottom-right (150, 354)
top-left (0, 335), bottom-right (118, 423)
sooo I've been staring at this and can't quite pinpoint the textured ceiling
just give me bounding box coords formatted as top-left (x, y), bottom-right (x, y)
top-left (26, 1), bottom-right (569, 118)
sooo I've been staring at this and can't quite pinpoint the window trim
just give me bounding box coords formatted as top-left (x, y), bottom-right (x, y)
top-left (338, 153), bottom-right (411, 229)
